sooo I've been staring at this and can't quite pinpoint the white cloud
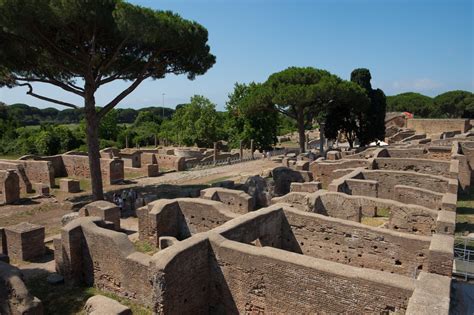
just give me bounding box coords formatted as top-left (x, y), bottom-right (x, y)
top-left (392, 78), bottom-right (442, 92)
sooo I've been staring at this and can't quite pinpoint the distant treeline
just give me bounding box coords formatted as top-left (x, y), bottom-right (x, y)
top-left (2, 103), bottom-right (176, 125)
top-left (387, 90), bottom-right (473, 118)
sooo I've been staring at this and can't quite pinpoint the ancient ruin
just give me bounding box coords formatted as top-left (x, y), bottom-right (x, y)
top-left (1, 118), bottom-right (474, 314)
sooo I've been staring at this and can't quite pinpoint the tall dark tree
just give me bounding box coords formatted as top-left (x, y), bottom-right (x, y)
top-left (324, 81), bottom-right (370, 148)
top-left (263, 67), bottom-right (337, 153)
top-left (0, 0), bottom-right (215, 200)
top-left (350, 68), bottom-right (387, 145)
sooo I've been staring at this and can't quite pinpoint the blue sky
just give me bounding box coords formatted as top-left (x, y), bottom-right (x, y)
top-left (0, 0), bottom-right (472, 111)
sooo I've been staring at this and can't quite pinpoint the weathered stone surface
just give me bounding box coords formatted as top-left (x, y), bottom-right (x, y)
top-left (59, 178), bottom-right (81, 193)
top-left (243, 175), bottom-right (273, 208)
top-left (61, 212), bottom-right (80, 226)
top-left (5, 222), bottom-right (45, 261)
top-left (0, 261), bottom-right (43, 314)
top-left (79, 201), bottom-right (121, 230)
top-left (0, 169), bottom-right (20, 204)
top-left (84, 295), bottom-right (131, 315)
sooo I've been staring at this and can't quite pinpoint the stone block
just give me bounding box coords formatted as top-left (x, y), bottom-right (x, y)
top-left (145, 164), bottom-right (159, 177)
top-left (59, 178), bottom-right (81, 193)
top-left (34, 183), bottom-right (50, 197)
top-left (80, 201), bottom-right (121, 230)
top-left (5, 222), bottom-right (45, 261)
top-left (326, 150), bottom-right (341, 160)
top-left (84, 295), bottom-right (132, 315)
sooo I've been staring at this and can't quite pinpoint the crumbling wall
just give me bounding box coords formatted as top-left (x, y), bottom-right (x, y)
top-left (0, 170), bottom-right (20, 205)
top-left (137, 198), bottom-right (238, 245)
top-left (209, 236), bottom-right (414, 314)
top-left (281, 208), bottom-right (431, 276)
top-left (406, 118), bottom-right (470, 135)
top-left (0, 161), bottom-right (32, 193)
top-left (55, 217), bottom-right (153, 306)
top-left (14, 160), bottom-right (55, 187)
top-left (373, 157), bottom-right (454, 179)
top-left (200, 187), bottom-right (255, 214)
top-left (151, 236), bottom-right (210, 314)
top-left (156, 154), bottom-right (186, 171)
top-left (309, 159), bottom-right (370, 187)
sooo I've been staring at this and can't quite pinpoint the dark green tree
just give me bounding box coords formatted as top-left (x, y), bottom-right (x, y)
top-left (350, 68), bottom-right (387, 145)
top-left (386, 92), bottom-right (434, 117)
top-left (263, 67), bottom-right (336, 153)
top-left (433, 90), bottom-right (474, 118)
top-left (225, 82), bottom-right (278, 150)
top-left (324, 81), bottom-right (370, 148)
top-left (0, 0), bottom-right (215, 200)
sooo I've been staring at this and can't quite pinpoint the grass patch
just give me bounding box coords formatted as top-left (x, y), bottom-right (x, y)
top-left (0, 154), bottom-right (22, 160)
top-left (26, 274), bottom-right (151, 315)
top-left (124, 170), bottom-right (143, 180)
top-left (133, 240), bottom-right (158, 255)
top-left (376, 207), bottom-right (390, 218)
top-left (1, 203), bottom-right (55, 226)
top-left (361, 216), bottom-right (387, 227)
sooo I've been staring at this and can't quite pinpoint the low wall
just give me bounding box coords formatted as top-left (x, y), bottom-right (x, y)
top-left (272, 190), bottom-right (450, 236)
top-left (0, 170), bottom-right (20, 205)
top-left (54, 217), bottom-right (153, 306)
top-left (137, 198), bottom-right (238, 246)
top-left (0, 160), bottom-right (33, 193)
top-left (329, 169), bottom-right (457, 211)
top-left (156, 154), bottom-right (186, 171)
top-left (282, 208), bottom-right (431, 277)
top-left (54, 203), bottom-right (453, 314)
top-left (62, 154), bottom-right (124, 185)
top-left (407, 118), bottom-right (470, 135)
top-left (373, 157), bottom-right (455, 179)
top-left (209, 236), bottom-right (414, 314)
top-left (309, 159), bottom-right (370, 187)
top-left (200, 187), bottom-right (255, 214)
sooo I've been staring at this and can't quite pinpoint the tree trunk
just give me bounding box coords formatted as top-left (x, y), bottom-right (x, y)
top-left (297, 110), bottom-right (306, 153)
top-left (84, 99), bottom-right (104, 200)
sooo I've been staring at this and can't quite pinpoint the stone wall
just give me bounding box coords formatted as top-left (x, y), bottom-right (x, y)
top-left (406, 118), bottom-right (470, 135)
top-left (0, 160), bottom-right (32, 193)
top-left (200, 187), bottom-right (255, 214)
top-left (329, 169), bottom-right (457, 211)
top-left (137, 198), bottom-right (238, 246)
top-left (55, 217), bottom-right (153, 306)
top-left (373, 157), bottom-right (455, 179)
top-left (62, 154), bottom-right (124, 185)
top-left (155, 154), bottom-right (186, 171)
top-left (272, 190), bottom-right (450, 236)
top-left (209, 236), bottom-right (414, 314)
top-left (0, 170), bottom-right (20, 205)
top-left (309, 159), bottom-right (370, 187)
top-left (281, 208), bottom-right (431, 277)
top-left (15, 160), bottom-right (55, 187)
top-left (54, 202), bottom-right (454, 314)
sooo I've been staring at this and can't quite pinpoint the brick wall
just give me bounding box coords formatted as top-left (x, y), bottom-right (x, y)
top-left (406, 118), bottom-right (470, 135)
top-left (210, 238), bottom-right (414, 313)
top-left (282, 208), bottom-right (431, 277)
